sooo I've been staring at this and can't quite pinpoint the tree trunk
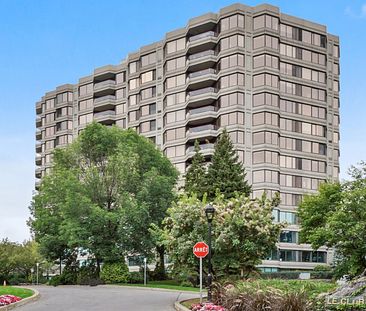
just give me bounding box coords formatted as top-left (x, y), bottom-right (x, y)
top-left (154, 245), bottom-right (166, 280)
top-left (96, 258), bottom-right (101, 278)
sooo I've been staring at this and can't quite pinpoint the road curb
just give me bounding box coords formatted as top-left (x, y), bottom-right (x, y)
top-left (0, 287), bottom-right (40, 310)
top-left (174, 299), bottom-right (192, 311)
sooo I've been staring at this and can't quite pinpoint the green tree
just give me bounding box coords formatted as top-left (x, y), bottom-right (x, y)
top-left (298, 161), bottom-right (366, 277)
top-left (29, 123), bottom-right (178, 276)
top-left (206, 129), bottom-right (251, 200)
top-left (184, 140), bottom-right (207, 199)
top-left (157, 194), bottom-right (283, 280)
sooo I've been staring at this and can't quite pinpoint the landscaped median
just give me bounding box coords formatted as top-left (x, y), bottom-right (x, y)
top-left (175, 279), bottom-right (337, 311)
top-left (0, 286), bottom-right (38, 310)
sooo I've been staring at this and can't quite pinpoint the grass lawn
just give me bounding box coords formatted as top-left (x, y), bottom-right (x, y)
top-left (118, 280), bottom-right (200, 292)
top-left (0, 286), bottom-right (34, 299)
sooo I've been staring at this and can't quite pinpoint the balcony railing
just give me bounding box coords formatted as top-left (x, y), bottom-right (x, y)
top-left (94, 95), bottom-right (116, 104)
top-left (94, 110), bottom-right (115, 119)
top-left (188, 87), bottom-right (218, 97)
top-left (188, 124), bottom-right (217, 133)
top-left (187, 143), bottom-right (214, 153)
top-left (189, 68), bottom-right (216, 79)
top-left (189, 31), bottom-right (217, 42)
top-left (188, 50), bottom-right (216, 61)
top-left (189, 106), bottom-right (217, 115)
top-left (94, 80), bottom-right (116, 90)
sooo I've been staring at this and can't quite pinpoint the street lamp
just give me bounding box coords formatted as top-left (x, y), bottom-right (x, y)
top-left (205, 204), bottom-right (215, 302)
top-left (36, 263), bottom-right (40, 285)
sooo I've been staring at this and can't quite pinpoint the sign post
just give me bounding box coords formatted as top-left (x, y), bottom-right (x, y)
top-left (193, 242), bottom-right (209, 304)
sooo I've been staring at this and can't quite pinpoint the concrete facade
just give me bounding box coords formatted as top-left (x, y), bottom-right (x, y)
top-left (35, 3), bottom-right (340, 271)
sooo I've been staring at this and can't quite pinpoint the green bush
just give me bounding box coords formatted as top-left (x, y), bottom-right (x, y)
top-left (49, 275), bottom-right (62, 287)
top-left (77, 265), bottom-right (99, 285)
top-left (100, 261), bottom-right (129, 284)
top-left (128, 272), bottom-right (144, 284)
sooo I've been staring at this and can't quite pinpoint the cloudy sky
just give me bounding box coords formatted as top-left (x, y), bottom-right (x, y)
top-left (0, 0), bottom-right (365, 242)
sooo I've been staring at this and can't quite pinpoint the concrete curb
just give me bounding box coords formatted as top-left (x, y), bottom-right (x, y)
top-left (174, 300), bottom-right (192, 311)
top-left (105, 284), bottom-right (200, 294)
top-left (0, 287), bottom-right (40, 310)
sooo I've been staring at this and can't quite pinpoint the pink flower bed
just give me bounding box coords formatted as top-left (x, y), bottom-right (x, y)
top-left (0, 295), bottom-right (22, 306)
top-left (191, 302), bottom-right (226, 311)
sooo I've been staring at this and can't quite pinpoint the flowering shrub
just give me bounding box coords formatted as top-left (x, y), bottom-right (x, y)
top-left (191, 302), bottom-right (226, 311)
top-left (0, 295), bottom-right (22, 306)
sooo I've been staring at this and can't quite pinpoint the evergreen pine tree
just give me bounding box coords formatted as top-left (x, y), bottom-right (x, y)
top-left (184, 140), bottom-right (207, 199)
top-left (206, 129), bottom-right (251, 200)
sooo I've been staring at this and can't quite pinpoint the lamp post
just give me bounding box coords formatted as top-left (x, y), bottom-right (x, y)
top-left (36, 263), bottom-right (39, 285)
top-left (205, 204), bottom-right (215, 302)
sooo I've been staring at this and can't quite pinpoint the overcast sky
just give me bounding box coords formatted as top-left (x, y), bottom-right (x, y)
top-left (0, 0), bottom-right (365, 242)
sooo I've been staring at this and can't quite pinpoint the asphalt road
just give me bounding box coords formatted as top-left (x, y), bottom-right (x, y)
top-left (18, 285), bottom-right (198, 311)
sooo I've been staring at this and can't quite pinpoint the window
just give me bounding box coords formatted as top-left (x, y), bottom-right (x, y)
top-left (253, 170), bottom-right (278, 184)
top-left (253, 14), bottom-right (279, 30)
top-left (164, 127), bottom-right (185, 142)
top-left (141, 103), bottom-right (156, 116)
top-left (79, 113), bottom-right (93, 125)
top-left (129, 61), bottom-right (138, 74)
top-left (79, 84), bottom-right (93, 96)
top-left (279, 99), bottom-right (326, 119)
top-left (253, 93), bottom-right (278, 107)
top-left (166, 38), bottom-right (186, 54)
top-left (141, 70), bottom-right (155, 84)
top-left (129, 78), bottom-right (139, 90)
top-left (229, 131), bottom-right (245, 144)
top-left (141, 52), bottom-right (156, 67)
top-left (253, 35), bottom-right (278, 49)
top-left (115, 119), bottom-right (126, 129)
top-left (140, 120), bottom-right (156, 133)
top-left (116, 104), bottom-right (126, 114)
top-left (280, 43), bottom-right (326, 66)
top-left (141, 87), bottom-right (156, 100)
top-left (253, 151), bottom-right (278, 164)
top-left (280, 231), bottom-right (297, 243)
top-left (220, 34), bottom-right (245, 50)
top-left (128, 110), bottom-right (139, 122)
top-left (116, 88), bottom-right (126, 99)
top-left (56, 92), bottom-right (73, 104)
top-left (116, 72), bottom-right (126, 84)
top-left (219, 92), bottom-right (245, 108)
top-left (253, 73), bottom-right (278, 88)
top-left (253, 112), bottom-right (279, 126)
top-left (165, 92), bottom-right (185, 107)
top-left (333, 45), bottom-right (340, 58)
top-left (220, 73), bottom-right (245, 88)
top-left (280, 81), bottom-right (326, 101)
top-left (165, 145), bottom-right (185, 158)
top-left (129, 94), bottom-right (139, 106)
top-left (164, 109), bottom-right (185, 124)
top-left (45, 113), bottom-right (55, 123)
top-left (220, 112), bottom-right (244, 126)
top-left (166, 56), bottom-right (186, 72)
top-left (220, 54), bottom-right (244, 70)
top-left (253, 54), bottom-right (278, 69)
top-left (253, 131), bottom-right (278, 145)
top-left (220, 14), bottom-right (244, 31)
top-left (165, 74), bottom-right (185, 90)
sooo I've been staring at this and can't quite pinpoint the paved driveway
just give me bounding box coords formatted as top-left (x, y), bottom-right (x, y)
top-left (19, 285), bottom-right (198, 311)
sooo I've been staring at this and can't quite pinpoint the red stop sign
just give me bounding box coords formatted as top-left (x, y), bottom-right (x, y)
top-left (193, 242), bottom-right (209, 258)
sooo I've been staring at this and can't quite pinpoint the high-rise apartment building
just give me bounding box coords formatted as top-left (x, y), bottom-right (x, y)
top-left (35, 3), bottom-right (340, 271)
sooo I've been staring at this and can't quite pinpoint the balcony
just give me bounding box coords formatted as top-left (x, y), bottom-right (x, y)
top-left (36, 129), bottom-right (42, 140)
top-left (188, 50), bottom-right (217, 72)
top-left (187, 87), bottom-right (218, 108)
top-left (94, 80), bottom-right (116, 96)
top-left (35, 167), bottom-right (42, 179)
top-left (35, 154), bottom-right (42, 166)
top-left (94, 95), bottom-right (116, 111)
top-left (187, 31), bottom-right (218, 54)
top-left (36, 102), bottom-right (42, 114)
top-left (187, 68), bottom-right (216, 90)
top-left (186, 143), bottom-right (214, 154)
top-left (36, 142), bottom-right (42, 153)
top-left (36, 116), bottom-right (42, 127)
top-left (94, 110), bottom-right (116, 125)
top-left (187, 124), bottom-right (218, 142)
